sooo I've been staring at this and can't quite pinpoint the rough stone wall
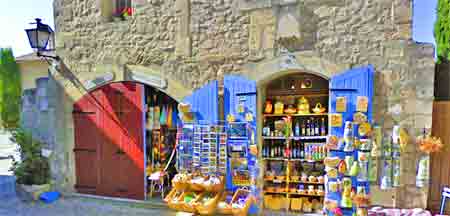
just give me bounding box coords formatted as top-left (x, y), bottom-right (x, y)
top-left (52, 0), bottom-right (435, 208)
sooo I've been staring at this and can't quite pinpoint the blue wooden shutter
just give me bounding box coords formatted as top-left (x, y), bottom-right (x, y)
top-left (182, 80), bottom-right (219, 123)
top-left (330, 65), bottom-right (375, 136)
top-left (224, 75), bottom-right (257, 123)
top-left (223, 75), bottom-right (257, 191)
top-left (328, 65), bottom-right (374, 215)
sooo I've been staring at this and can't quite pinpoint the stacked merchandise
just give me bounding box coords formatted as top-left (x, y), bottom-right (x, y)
top-left (176, 124), bottom-right (194, 173)
top-left (324, 96), bottom-right (372, 216)
top-left (217, 124), bottom-right (228, 175)
top-left (167, 121), bottom-right (228, 215)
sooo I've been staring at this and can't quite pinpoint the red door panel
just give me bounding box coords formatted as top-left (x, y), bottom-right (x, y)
top-left (73, 82), bottom-right (145, 200)
top-left (115, 82), bottom-right (145, 200)
top-left (73, 92), bottom-right (101, 195)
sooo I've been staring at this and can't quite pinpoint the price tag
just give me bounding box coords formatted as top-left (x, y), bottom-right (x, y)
top-left (336, 97), bottom-right (347, 112)
top-left (357, 96), bottom-right (369, 112)
top-left (330, 113), bottom-right (343, 127)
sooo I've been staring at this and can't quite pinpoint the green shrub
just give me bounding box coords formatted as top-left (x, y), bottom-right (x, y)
top-left (435, 0), bottom-right (450, 62)
top-left (0, 48), bottom-right (21, 129)
top-left (9, 128), bottom-right (50, 185)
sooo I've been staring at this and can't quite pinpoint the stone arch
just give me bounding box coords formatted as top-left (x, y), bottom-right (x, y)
top-left (242, 51), bottom-right (349, 86)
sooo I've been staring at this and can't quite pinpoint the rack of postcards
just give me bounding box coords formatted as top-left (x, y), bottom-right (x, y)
top-left (215, 123), bottom-right (228, 175)
top-left (176, 121), bottom-right (228, 175)
top-left (325, 96), bottom-right (372, 216)
top-left (177, 123), bottom-right (194, 172)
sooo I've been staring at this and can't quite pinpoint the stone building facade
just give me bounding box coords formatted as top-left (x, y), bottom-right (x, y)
top-left (51, 0), bottom-right (435, 208)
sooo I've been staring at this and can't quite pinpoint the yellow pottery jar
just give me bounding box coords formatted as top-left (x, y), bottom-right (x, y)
top-left (297, 97), bottom-right (310, 114)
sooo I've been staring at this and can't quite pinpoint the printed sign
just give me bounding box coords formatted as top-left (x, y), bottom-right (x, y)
top-left (84, 72), bottom-right (114, 90)
top-left (336, 97), bottom-right (347, 112)
top-left (130, 72), bottom-right (167, 89)
top-left (330, 113), bottom-right (343, 127)
top-left (357, 96), bottom-right (369, 112)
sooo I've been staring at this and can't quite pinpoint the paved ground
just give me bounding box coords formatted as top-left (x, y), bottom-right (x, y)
top-left (0, 196), bottom-right (177, 216)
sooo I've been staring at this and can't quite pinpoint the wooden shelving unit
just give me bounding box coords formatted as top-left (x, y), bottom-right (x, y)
top-left (263, 136), bottom-right (328, 140)
top-left (262, 74), bottom-right (329, 213)
top-left (263, 113), bottom-right (328, 117)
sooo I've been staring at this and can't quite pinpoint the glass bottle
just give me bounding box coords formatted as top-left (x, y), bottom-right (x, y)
top-left (306, 120), bottom-right (310, 136)
top-left (321, 118), bottom-right (326, 136)
top-left (295, 121), bottom-right (300, 137)
top-left (314, 119), bottom-right (320, 136)
top-left (301, 120), bottom-right (306, 136)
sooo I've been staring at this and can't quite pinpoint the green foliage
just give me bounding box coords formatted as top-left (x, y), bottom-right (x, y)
top-left (435, 0), bottom-right (450, 62)
top-left (9, 127), bottom-right (50, 185)
top-left (0, 48), bottom-right (21, 129)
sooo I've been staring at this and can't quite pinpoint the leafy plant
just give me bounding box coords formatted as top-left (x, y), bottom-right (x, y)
top-left (9, 128), bottom-right (50, 185)
top-left (435, 0), bottom-right (450, 62)
top-left (0, 48), bottom-right (21, 129)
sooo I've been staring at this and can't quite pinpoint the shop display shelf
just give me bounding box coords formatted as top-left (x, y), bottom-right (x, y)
top-left (264, 178), bottom-right (286, 183)
top-left (289, 181), bottom-right (324, 185)
top-left (264, 191), bottom-right (288, 195)
top-left (263, 136), bottom-right (328, 140)
top-left (263, 113), bottom-right (328, 117)
top-left (262, 157), bottom-right (287, 161)
top-left (288, 192), bottom-right (324, 197)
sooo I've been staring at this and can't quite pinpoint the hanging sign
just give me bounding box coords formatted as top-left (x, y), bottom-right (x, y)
top-left (130, 72), bottom-right (167, 89)
top-left (357, 96), bottom-right (369, 112)
top-left (336, 97), bottom-right (347, 112)
top-left (84, 72), bottom-right (114, 90)
top-left (330, 113), bottom-right (343, 127)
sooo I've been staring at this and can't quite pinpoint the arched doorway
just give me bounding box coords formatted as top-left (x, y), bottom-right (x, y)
top-left (73, 81), bottom-right (179, 200)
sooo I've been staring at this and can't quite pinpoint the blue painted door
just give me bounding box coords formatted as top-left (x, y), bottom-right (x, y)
top-left (182, 81), bottom-right (219, 123)
top-left (223, 75), bottom-right (258, 191)
top-left (329, 65), bottom-right (375, 136)
top-left (328, 65), bottom-right (374, 215)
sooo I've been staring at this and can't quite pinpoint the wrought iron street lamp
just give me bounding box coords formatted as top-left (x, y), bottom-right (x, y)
top-left (25, 18), bottom-right (59, 60)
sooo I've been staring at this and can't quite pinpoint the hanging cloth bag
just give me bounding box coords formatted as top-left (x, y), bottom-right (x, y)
top-left (154, 95), bottom-right (161, 129)
top-left (167, 105), bottom-right (173, 129)
top-left (160, 105), bottom-right (168, 126)
top-left (172, 104), bottom-right (178, 128)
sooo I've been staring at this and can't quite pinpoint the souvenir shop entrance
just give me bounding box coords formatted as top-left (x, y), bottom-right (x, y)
top-left (164, 66), bottom-right (374, 215)
top-left (260, 67), bottom-right (374, 215)
top-left (73, 82), bottom-right (179, 201)
top-left (261, 72), bottom-right (329, 213)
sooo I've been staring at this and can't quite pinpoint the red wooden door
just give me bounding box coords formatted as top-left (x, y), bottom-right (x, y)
top-left (73, 82), bottom-right (145, 200)
top-left (73, 91), bottom-right (101, 195)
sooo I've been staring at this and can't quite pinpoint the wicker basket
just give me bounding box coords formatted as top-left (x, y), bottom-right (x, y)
top-left (290, 176), bottom-right (300, 182)
top-left (167, 192), bottom-right (185, 211)
top-left (195, 192), bottom-right (222, 215)
top-left (180, 192), bottom-right (202, 213)
top-left (164, 188), bottom-right (177, 203)
top-left (290, 198), bottom-right (303, 211)
top-left (190, 182), bottom-right (205, 191)
top-left (265, 196), bottom-right (282, 210)
top-left (230, 189), bottom-right (254, 216)
top-left (217, 192), bottom-right (233, 215)
top-left (204, 176), bottom-right (225, 193)
top-left (173, 181), bottom-right (189, 191)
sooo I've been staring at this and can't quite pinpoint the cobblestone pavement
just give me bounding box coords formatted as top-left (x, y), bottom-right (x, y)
top-left (0, 196), bottom-right (177, 216)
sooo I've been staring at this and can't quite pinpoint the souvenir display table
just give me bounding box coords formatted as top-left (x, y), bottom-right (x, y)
top-left (165, 122), bottom-right (256, 215)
